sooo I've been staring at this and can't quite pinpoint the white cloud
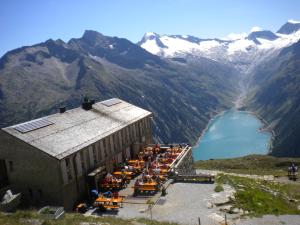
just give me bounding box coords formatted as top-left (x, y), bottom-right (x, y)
top-left (288, 19), bottom-right (300, 24)
top-left (250, 26), bottom-right (263, 32)
top-left (224, 32), bottom-right (248, 40)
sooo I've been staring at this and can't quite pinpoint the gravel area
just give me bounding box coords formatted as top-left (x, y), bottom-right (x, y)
top-left (150, 183), bottom-right (221, 225)
top-left (91, 174), bottom-right (300, 225)
top-left (117, 182), bottom-right (223, 225)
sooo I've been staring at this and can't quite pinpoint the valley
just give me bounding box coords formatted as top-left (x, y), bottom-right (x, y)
top-left (2, 3), bottom-right (300, 225)
top-left (1, 20), bottom-right (300, 156)
top-left (0, 31), bottom-right (239, 145)
top-left (139, 20), bottom-right (300, 157)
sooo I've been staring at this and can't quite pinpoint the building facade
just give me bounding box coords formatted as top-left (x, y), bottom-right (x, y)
top-left (0, 98), bottom-right (152, 210)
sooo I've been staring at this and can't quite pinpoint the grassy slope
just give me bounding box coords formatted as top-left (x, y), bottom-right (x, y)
top-left (216, 174), bottom-right (300, 216)
top-left (194, 154), bottom-right (300, 176)
top-left (0, 211), bottom-right (178, 225)
top-left (196, 155), bottom-right (300, 216)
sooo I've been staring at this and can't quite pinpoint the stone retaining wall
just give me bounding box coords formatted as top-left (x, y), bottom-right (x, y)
top-left (174, 147), bottom-right (196, 175)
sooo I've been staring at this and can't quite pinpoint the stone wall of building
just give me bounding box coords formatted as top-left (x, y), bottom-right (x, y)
top-left (0, 113), bottom-right (153, 210)
top-left (0, 130), bottom-right (64, 208)
top-left (174, 147), bottom-right (196, 175)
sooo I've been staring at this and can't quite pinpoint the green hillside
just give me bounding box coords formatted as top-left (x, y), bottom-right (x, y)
top-left (195, 154), bottom-right (300, 176)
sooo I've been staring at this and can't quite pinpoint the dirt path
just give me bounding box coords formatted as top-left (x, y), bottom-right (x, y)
top-left (197, 169), bottom-right (300, 185)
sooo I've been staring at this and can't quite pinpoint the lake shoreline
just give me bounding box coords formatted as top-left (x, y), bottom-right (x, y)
top-left (193, 109), bottom-right (227, 149)
top-left (233, 85), bottom-right (274, 154)
top-left (193, 80), bottom-right (274, 160)
top-left (243, 110), bottom-right (275, 154)
top-left (193, 108), bottom-right (274, 160)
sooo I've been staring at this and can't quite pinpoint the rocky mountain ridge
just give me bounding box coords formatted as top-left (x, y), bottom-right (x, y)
top-left (0, 30), bottom-right (239, 144)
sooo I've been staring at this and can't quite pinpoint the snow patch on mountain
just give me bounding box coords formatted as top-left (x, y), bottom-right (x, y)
top-left (227, 39), bottom-right (254, 54)
top-left (140, 38), bottom-right (162, 55)
top-left (138, 21), bottom-right (300, 72)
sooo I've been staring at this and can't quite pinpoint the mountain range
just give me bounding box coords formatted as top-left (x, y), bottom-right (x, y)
top-left (1, 20), bottom-right (300, 156)
top-left (138, 20), bottom-right (300, 73)
top-left (0, 30), bottom-right (238, 144)
top-left (138, 20), bottom-right (300, 156)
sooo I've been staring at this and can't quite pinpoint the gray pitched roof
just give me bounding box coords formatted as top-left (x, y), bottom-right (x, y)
top-left (2, 99), bottom-right (152, 160)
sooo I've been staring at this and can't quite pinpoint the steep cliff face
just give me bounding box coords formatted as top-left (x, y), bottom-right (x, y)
top-left (0, 30), bottom-right (239, 144)
top-left (247, 40), bottom-right (300, 156)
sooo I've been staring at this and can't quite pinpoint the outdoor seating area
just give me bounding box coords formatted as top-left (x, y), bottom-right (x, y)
top-left (76, 144), bottom-right (188, 212)
top-left (93, 192), bottom-right (124, 211)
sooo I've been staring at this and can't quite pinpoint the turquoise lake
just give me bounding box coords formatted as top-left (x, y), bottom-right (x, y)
top-left (192, 110), bottom-right (271, 161)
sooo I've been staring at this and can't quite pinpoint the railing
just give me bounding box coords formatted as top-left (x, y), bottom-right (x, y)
top-left (172, 145), bottom-right (191, 170)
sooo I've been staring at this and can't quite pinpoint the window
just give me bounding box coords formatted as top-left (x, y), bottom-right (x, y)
top-left (125, 128), bottom-right (129, 144)
top-left (65, 158), bottom-right (72, 181)
top-left (135, 123), bottom-right (138, 137)
top-left (92, 145), bottom-right (97, 165)
top-left (109, 136), bottom-right (114, 154)
top-left (80, 152), bottom-right (85, 172)
top-left (122, 129), bottom-right (126, 145)
top-left (118, 131), bottom-right (122, 149)
top-left (129, 125), bottom-right (133, 140)
top-left (106, 137), bottom-right (112, 156)
top-left (128, 126), bottom-right (132, 141)
top-left (139, 121), bottom-right (143, 136)
top-left (103, 139), bottom-right (107, 157)
top-left (99, 140), bottom-right (103, 160)
top-left (126, 127), bottom-right (130, 143)
top-left (113, 133), bottom-right (118, 153)
top-left (143, 119), bottom-right (147, 132)
top-left (9, 161), bottom-right (13, 172)
top-left (97, 141), bottom-right (102, 162)
top-left (132, 124), bottom-right (136, 139)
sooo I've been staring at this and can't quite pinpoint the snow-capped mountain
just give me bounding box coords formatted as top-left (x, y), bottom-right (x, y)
top-left (277, 20), bottom-right (300, 34)
top-left (138, 21), bottom-right (300, 73)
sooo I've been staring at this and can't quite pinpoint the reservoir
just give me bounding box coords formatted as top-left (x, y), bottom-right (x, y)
top-left (192, 110), bottom-right (271, 161)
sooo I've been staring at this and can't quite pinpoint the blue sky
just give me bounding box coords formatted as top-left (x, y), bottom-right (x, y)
top-left (1, 0), bottom-right (300, 56)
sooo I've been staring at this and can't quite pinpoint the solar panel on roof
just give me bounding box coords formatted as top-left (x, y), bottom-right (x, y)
top-left (101, 98), bottom-right (122, 107)
top-left (14, 118), bottom-right (53, 133)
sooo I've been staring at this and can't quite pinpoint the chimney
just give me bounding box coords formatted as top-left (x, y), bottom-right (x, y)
top-left (59, 106), bottom-right (66, 113)
top-left (82, 97), bottom-right (93, 110)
